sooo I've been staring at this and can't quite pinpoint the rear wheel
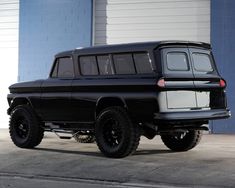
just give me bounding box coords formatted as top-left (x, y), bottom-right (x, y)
top-left (161, 130), bottom-right (202, 151)
top-left (95, 107), bottom-right (140, 158)
top-left (9, 105), bottom-right (44, 148)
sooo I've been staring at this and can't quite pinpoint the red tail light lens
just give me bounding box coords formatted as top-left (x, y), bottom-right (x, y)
top-left (219, 79), bottom-right (226, 88)
top-left (157, 78), bottom-right (165, 88)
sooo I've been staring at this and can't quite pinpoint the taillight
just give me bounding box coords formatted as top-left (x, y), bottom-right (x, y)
top-left (157, 78), bottom-right (165, 88)
top-left (219, 79), bottom-right (226, 88)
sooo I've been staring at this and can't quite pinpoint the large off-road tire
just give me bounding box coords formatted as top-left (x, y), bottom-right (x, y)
top-left (74, 134), bottom-right (95, 143)
top-left (161, 130), bottom-right (202, 151)
top-left (9, 105), bottom-right (44, 148)
top-left (95, 107), bottom-right (140, 158)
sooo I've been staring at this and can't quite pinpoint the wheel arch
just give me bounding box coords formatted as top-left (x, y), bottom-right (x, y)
top-left (95, 97), bottom-right (127, 118)
top-left (7, 97), bottom-right (33, 115)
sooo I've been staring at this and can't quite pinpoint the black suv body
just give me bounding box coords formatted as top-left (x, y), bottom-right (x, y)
top-left (7, 41), bottom-right (230, 158)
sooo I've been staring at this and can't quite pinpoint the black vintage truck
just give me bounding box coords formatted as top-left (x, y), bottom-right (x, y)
top-left (7, 41), bottom-right (230, 158)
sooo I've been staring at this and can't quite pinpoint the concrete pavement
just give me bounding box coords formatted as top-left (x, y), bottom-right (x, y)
top-left (0, 129), bottom-right (235, 187)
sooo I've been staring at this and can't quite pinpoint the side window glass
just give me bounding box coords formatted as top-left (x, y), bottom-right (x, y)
top-left (133, 53), bottom-right (153, 74)
top-left (192, 53), bottom-right (213, 72)
top-left (55, 57), bottom-right (74, 78)
top-left (97, 55), bottom-right (114, 75)
top-left (79, 56), bottom-right (98, 75)
top-left (57, 57), bottom-right (74, 78)
top-left (167, 52), bottom-right (189, 71)
top-left (51, 61), bottom-right (58, 78)
top-left (113, 54), bottom-right (135, 74)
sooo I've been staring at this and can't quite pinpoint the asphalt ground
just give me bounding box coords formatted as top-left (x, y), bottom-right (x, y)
top-left (0, 129), bottom-right (234, 188)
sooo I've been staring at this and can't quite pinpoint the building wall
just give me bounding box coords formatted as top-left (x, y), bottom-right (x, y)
top-left (94, 0), bottom-right (210, 45)
top-left (19, 0), bottom-right (92, 81)
top-left (0, 0), bottom-right (19, 128)
top-left (211, 0), bottom-right (235, 133)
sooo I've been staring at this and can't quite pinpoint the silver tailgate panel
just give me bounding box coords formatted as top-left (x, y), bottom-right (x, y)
top-left (166, 91), bottom-right (197, 109)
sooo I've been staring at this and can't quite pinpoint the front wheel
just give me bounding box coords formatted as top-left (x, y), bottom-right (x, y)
top-left (95, 107), bottom-right (140, 158)
top-left (9, 105), bottom-right (44, 148)
top-left (161, 130), bottom-right (202, 151)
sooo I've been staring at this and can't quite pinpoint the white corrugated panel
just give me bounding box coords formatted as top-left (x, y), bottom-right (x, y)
top-left (94, 0), bottom-right (210, 45)
top-left (0, 0), bottom-right (19, 128)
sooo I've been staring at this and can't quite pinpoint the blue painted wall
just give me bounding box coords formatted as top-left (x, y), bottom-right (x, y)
top-left (211, 0), bottom-right (235, 133)
top-left (19, 0), bottom-right (92, 81)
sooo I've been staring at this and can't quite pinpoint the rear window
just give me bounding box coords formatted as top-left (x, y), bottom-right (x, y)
top-left (192, 53), bottom-right (213, 72)
top-left (166, 52), bottom-right (189, 71)
top-left (113, 54), bottom-right (135, 74)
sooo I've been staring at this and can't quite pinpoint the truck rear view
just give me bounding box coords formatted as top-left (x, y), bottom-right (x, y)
top-left (153, 43), bottom-right (230, 152)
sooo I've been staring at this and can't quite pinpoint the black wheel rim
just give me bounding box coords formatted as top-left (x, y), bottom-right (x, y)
top-left (102, 118), bottom-right (123, 147)
top-left (15, 117), bottom-right (29, 139)
top-left (174, 132), bottom-right (187, 140)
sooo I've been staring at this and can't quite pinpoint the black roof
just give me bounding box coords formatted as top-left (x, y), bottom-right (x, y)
top-left (55, 40), bottom-right (211, 57)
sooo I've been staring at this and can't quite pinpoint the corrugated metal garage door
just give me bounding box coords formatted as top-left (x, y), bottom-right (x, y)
top-left (94, 0), bottom-right (210, 45)
top-left (0, 0), bottom-right (19, 127)
top-left (0, 0), bottom-right (18, 48)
